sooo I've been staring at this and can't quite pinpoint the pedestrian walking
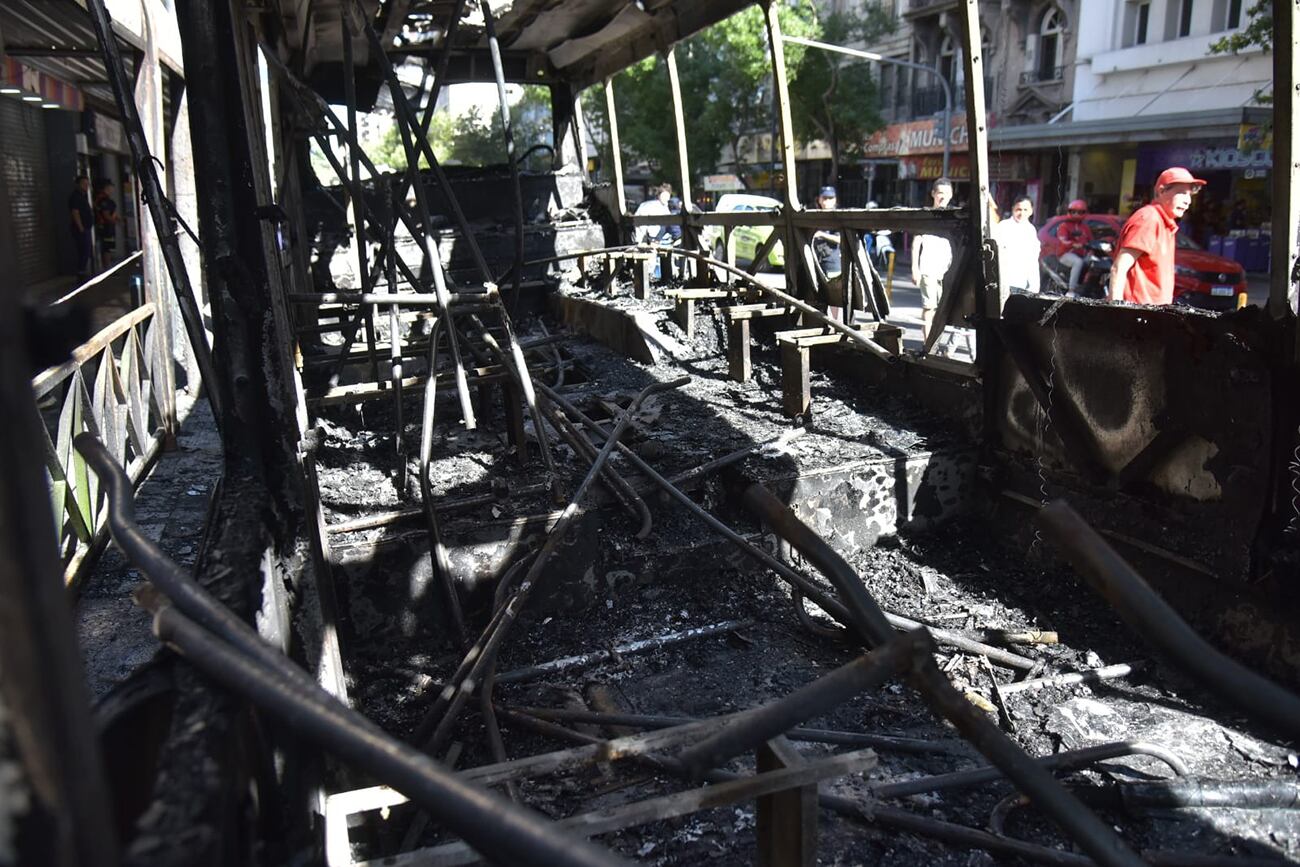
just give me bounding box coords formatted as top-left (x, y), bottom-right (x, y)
top-left (912, 177), bottom-right (954, 342)
top-left (812, 185), bottom-right (842, 277)
top-left (1055, 198), bottom-right (1093, 293)
top-left (992, 196), bottom-right (1040, 295)
top-left (68, 174), bottom-right (94, 278)
top-left (1109, 167), bottom-right (1205, 305)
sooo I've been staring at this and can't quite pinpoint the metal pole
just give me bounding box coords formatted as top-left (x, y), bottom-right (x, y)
top-left (481, 0), bottom-right (525, 297)
top-left (1271, 0), bottom-right (1298, 319)
top-left (603, 76), bottom-right (628, 218)
top-left (957, 0), bottom-right (990, 240)
top-left (781, 36), bottom-right (953, 179)
top-left (0, 191), bottom-right (117, 864)
top-left (665, 46), bottom-right (693, 268)
top-left (764, 3), bottom-right (800, 210)
top-left (85, 0), bottom-right (223, 427)
top-left (341, 10), bottom-right (383, 389)
top-left (1036, 500), bottom-right (1300, 741)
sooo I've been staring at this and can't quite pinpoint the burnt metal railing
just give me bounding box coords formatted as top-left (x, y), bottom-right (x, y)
top-left (74, 433), bottom-right (626, 867)
top-left (33, 303), bottom-right (171, 588)
top-left (1021, 66), bottom-right (1065, 86)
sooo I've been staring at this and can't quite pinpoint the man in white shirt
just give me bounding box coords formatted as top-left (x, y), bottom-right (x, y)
top-left (911, 177), bottom-right (954, 342)
top-left (992, 196), bottom-right (1041, 297)
top-left (633, 184), bottom-right (672, 244)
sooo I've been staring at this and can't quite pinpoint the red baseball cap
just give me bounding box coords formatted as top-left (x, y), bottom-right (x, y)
top-left (1155, 167), bottom-right (1207, 189)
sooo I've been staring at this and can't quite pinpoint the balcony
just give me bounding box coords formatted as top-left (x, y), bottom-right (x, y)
top-left (1020, 66), bottom-right (1065, 86)
top-left (906, 0), bottom-right (957, 14)
top-left (908, 78), bottom-right (994, 117)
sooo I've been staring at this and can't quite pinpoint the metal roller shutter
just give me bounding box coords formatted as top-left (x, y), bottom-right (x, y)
top-left (0, 98), bottom-right (56, 287)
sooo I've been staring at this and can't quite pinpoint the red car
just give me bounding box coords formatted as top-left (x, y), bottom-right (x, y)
top-left (1038, 213), bottom-right (1247, 310)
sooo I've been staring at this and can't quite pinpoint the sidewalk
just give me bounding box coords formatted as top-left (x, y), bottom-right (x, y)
top-left (75, 393), bottom-right (223, 700)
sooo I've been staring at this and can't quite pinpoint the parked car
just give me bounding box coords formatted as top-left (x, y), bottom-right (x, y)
top-left (1038, 213), bottom-right (1247, 310)
top-left (699, 193), bottom-right (784, 272)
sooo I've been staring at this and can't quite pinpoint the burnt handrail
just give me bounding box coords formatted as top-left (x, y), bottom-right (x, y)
top-left (740, 482), bottom-right (1145, 867)
top-left (74, 432), bottom-right (627, 867)
top-left (1036, 500), bottom-right (1300, 741)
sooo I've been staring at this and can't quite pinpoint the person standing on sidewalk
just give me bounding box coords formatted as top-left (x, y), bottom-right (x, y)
top-left (1109, 167), bottom-right (1205, 305)
top-left (68, 174), bottom-right (94, 278)
top-left (993, 196), bottom-right (1040, 295)
top-left (912, 177), bottom-right (953, 342)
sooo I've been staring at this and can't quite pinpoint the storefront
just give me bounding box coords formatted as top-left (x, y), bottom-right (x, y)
top-left (0, 57), bottom-right (84, 288)
top-left (862, 113), bottom-right (1053, 219)
top-left (1133, 135), bottom-right (1273, 243)
top-left (863, 113), bottom-right (971, 207)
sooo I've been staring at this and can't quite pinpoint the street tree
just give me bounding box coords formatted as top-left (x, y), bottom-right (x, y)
top-left (582, 5), bottom-right (822, 194)
top-left (1209, 0), bottom-right (1272, 54)
top-left (1208, 0), bottom-right (1271, 104)
top-left (371, 84), bottom-right (553, 170)
top-left (786, 4), bottom-right (895, 185)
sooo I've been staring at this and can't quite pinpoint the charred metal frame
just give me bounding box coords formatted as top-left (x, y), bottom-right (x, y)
top-left (8, 0), bottom-right (1299, 865)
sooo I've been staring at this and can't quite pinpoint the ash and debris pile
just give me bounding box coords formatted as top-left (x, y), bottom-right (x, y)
top-left (308, 267), bottom-right (1300, 866)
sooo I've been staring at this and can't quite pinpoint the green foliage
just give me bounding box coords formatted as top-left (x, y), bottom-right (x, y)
top-left (1208, 1), bottom-right (1272, 104)
top-left (580, 3), bottom-right (891, 187)
top-left (370, 84), bottom-right (554, 172)
top-left (1209, 0), bottom-right (1272, 54)
top-left (787, 4), bottom-right (894, 178)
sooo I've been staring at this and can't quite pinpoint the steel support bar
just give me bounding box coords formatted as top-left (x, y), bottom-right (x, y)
top-left (145, 600), bottom-right (626, 867)
top-left (873, 740), bottom-right (1188, 801)
top-left (1271, 0), bottom-right (1299, 319)
top-left (740, 484), bottom-right (1144, 867)
top-left (357, 8), bottom-right (494, 285)
top-left (0, 234), bottom-right (117, 864)
top-left (677, 629), bottom-right (930, 774)
top-left (413, 378), bottom-right (690, 753)
top-left (664, 46), bottom-right (695, 271)
top-left (503, 706), bottom-right (968, 755)
top-left (763, 1), bottom-right (799, 210)
top-left (603, 76), bottom-right (628, 218)
top-left (1036, 501), bottom-right (1300, 740)
top-left (418, 317), bottom-right (469, 644)
top-left (481, 0), bottom-right (525, 296)
top-left (86, 0), bottom-right (222, 427)
top-left (533, 381), bottom-right (1032, 669)
top-left (467, 305), bottom-right (557, 475)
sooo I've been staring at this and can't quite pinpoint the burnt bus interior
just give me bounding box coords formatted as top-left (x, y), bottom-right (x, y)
top-left (4, 0), bottom-right (1300, 866)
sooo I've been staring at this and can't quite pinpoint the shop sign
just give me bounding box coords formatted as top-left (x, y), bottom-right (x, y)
top-left (864, 114), bottom-right (969, 157)
top-left (1188, 145), bottom-right (1271, 171)
top-left (702, 174), bottom-right (744, 192)
top-left (93, 114), bottom-right (128, 154)
top-left (1137, 140), bottom-right (1271, 181)
top-left (899, 152), bottom-right (1034, 181)
top-left (1, 57), bottom-right (84, 111)
top-left (1237, 123), bottom-right (1272, 155)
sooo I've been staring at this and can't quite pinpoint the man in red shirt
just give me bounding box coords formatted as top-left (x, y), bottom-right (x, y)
top-left (1109, 167), bottom-right (1206, 305)
top-left (1054, 198), bottom-right (1093, 292)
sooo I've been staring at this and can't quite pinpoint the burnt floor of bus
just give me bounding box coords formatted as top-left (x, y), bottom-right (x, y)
top-left (307, 281), bottom-right (1300, 865)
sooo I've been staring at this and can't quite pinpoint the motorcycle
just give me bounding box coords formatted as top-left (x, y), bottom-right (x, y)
top-left (1040, 238), bottom-right (1113, 299)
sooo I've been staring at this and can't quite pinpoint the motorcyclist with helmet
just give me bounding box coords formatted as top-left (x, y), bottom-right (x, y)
top-left (1055, 199), bottom-right (1094, 293)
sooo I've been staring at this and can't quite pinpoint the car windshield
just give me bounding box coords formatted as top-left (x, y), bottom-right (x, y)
top-left (1176, 233), bottom-right (1201, 251)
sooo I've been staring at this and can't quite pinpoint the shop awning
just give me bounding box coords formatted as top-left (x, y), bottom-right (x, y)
top-left (989, 107), bottom-right (1272, 150)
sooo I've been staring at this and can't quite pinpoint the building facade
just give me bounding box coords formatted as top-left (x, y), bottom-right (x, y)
top-left (1066, 0), bottom-right (1270, 244)
top-left (860, 0), bottom-right (1081, 216)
